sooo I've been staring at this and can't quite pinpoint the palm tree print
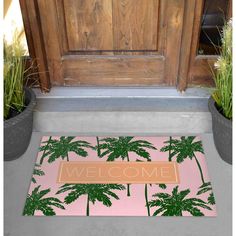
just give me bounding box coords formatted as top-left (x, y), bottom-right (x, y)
top-left (160, 136), bottom-right (206, 184)
top-left (39, 136), bottom-right (94, 164)
top-left (148, 186), bottom-right (212, 216)
top-left (56, 184), bottom-right (125, 216)
top-left (96, 136), bottom-right (101, 157)
top-left (23, 186), bottom-right (65, 216)
top-left (168, 136), bottom-right (172, 162)
top-left (136, 159), bottom-right (166, 216)
top-left (97, 136), bottom-right (156, 196)
top-left (197, 182), bottom-right (212, 195)
top-left (197, 182), bottom-right (216, 205)
top-left (31, 164), bottom-right (45, 183)
top-left (144, 184), bottom-right (166, 216)
top-left (41, 136), bottom-right (52, 163)
top-left (159, 184), bottom-right (167, 189)
top-left (208, 193), bottom-right (215, 205)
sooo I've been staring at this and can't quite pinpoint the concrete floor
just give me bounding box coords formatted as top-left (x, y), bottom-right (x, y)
top-left (4, 132), bottom-right (232, 236)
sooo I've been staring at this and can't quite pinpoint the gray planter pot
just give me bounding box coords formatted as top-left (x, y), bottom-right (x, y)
top-left (208, 96), bottom-right (232, 164)
top-left (4, 88), bottom-right (36, 161)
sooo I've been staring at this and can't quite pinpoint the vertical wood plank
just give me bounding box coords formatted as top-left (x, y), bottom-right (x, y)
top-left (64, 0), bottom-right (113, 51)
top-left (187, 0), bottom-right (206, 85)
top-left (177, 0), bottom-right (196, 91)
top-left (19, 0), bottom-right (51, 92)
top-left (188, 0), bottom-right (204, 66)
top-left (157, 0), bottom-right (167, 54)
top-left (113, 0), bottom-right (159, 51)
top-left (164, 0), bottom-right (185, 86)
top-left (55, 0), bottom-right (69, 54)
top-left (227, 0), bottom-right (232, 19)
top-left (36, 0), bottom-right (64, 85)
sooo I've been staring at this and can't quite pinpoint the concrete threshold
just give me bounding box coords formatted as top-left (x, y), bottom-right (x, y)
top-left (34, 87), bottom-right (212, 99)
top-left (33, 87), bottom-right (212, 133)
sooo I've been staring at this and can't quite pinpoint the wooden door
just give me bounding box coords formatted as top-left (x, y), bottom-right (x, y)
top-left (21, 0), bottom-right (185, 90)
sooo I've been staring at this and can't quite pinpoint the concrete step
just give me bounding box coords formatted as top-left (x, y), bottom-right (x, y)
top-left (33, 87), bottom-right (212, 134)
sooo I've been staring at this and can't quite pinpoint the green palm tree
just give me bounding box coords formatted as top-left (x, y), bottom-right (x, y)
top-left (197, 182), bottom-right (216, 205)
top-left (160, 136), bottom-right (205, 184)
top-left (145, 184), bottom-right (166, 216)
top-left (39, 136), bottom-right (94, 164)
top-left (56, 184), bottom-right (125, 216)
top-left (31, 164), bottom-right (45, 183)
top-left (208, 193), bottom-right (216, 205)
top-left (23, 186), bottom-right (65, 216)
top-left (148, 186), bottom-right (211, 216)
top-left (197, 182), bottom-right (212, 195)
top-left (97, 137), bottom-right (156, 196)
top-left (143, 158), bottom-right (165, 215)
top-left (41, 136), bottom-right (52, 162)
top-left (136, 159), bottom-right (166, 216)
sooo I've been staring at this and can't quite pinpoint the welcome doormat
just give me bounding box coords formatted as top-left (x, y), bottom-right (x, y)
top-left (23, 136), bottom-right (217, 216)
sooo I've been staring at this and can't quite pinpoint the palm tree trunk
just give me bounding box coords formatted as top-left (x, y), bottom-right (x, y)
top-left (96, 137), bottom-right (101, 157)
top-left (193, 154), bottom-right (205, 184)
top-left (145, 184), bottom-right (150, 216)
top-left (127, 153), bottom-right (131, 196)
top-left (66, 153), bottom-right (69, 162)
top-left (168, 136), bottom-right (172, 162)
top-left (127, 184), bottom-right (131, 196)
top-left (86, 194), bottom-right (90, 216)
top-left (127, 153), bottom-right (130, 162)
top-left (40, 136), bottom-right (52, 164)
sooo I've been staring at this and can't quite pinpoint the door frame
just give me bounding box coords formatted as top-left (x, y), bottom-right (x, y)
top-left (20, 0), bottom-right (51, 92)
top-left (178, 0), bottom-right (232, 91)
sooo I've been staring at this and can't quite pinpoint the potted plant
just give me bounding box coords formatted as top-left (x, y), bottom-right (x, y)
top-left (4, 36), bottom-right (36, 161)
top-left (208, 20), bottom-right (232, 164)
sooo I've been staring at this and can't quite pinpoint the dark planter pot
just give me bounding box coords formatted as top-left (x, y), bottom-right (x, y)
top-left (208, 96), bottom-right (232, 164)
top-left (4, 88), bottom-right (36, 161)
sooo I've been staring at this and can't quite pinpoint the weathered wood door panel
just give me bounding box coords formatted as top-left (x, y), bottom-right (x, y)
top-left (63, 0), bottom-right (113, 51)
top-left (21, 0), bottom-right (185, 88)
top-left (61, 0), bottom-right (159, 52)
top-left (112, 0), bottom-right (159, 51)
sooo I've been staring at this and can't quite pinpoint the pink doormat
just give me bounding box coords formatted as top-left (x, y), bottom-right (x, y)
top-left (23, 136), bottom-right (217, 216)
